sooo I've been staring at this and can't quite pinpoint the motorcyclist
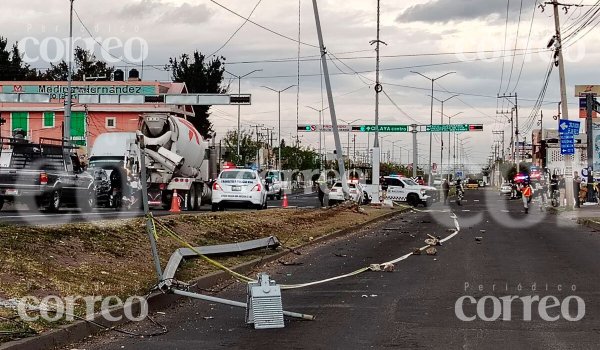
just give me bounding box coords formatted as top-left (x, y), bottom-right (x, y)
top-left (455, 178), bottom-right (464, 205)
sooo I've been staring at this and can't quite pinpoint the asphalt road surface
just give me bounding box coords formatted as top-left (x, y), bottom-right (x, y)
top-left (70, 188), bottom-right (600, 349)
top-left (0, 191), bottom-right (319, 225)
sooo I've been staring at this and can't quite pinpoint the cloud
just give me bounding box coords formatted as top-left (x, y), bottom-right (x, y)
top-left (114, 1), bottom-right (213, 24)
top-left (397, 0), bottom-right (535, 24)
top-left (159, 3), bottom-right (213, 25)
top-left (116, 0), bottom-right (161, 18)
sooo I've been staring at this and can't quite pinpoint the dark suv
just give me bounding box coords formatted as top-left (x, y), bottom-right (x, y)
top-left (0, 138), bottom-right (96, 212)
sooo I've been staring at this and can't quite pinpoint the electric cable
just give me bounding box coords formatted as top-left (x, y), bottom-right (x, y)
top-left (207, 0), bottom-right (263, 58)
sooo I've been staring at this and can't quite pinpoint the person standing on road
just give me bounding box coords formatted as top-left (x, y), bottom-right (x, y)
top-left (316, 174), bottom-right (327, 207)
top-left (574, 171), bottom-right (582, 208)
top-left (442, 179), bottom-right (450, 204)
top-left (521, 182), bottom-right (533, 214)
top-left (536, 179), bottom-right (548, 211)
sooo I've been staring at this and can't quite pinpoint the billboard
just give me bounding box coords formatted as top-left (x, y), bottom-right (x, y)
top-left (593, 123), bottom-right (600, 173)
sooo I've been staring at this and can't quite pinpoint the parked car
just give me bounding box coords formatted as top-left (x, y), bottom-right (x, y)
top-left (86, 167), bottom-right (114, 208)
top-left (265, 170), bottom-right (288, 199)
top-left (0, 138), bottom-right (96, 212)
top-left (499, 183), bottom-right (512, 196)
top-left (211, 169), bottom-right (267, 211)
top-left (328, 181), bottom-right (365, 205)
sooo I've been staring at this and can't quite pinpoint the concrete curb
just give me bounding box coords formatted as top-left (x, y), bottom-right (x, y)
top-left (576, 217), bottom-right (600, 231)
top-left (0, 206), bottom-right (411, 350)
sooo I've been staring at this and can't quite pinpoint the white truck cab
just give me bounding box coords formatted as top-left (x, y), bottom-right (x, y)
top-left (384, 176), bottom-right (439, 207)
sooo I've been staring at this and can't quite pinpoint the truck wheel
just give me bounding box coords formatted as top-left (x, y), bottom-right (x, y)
top-left (0, 196), bottom-right (4, 211)
top-left (187, 186), bottom-right (197, 211)
top-left (193, 185), bottom-right (201, 210)
top-left (277, 190), bottom-right (282, 200)
top-left (80, 190), bottom-right (96, 212)
top-left (407, 194), bottom-right (418, 207)
top-left (211, 203), bottom-right (218, 212)
top-left (47, 190), bottom-right (62, 212)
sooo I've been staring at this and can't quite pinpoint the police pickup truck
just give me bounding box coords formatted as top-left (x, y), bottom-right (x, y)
top-left (384, 176), bottom-right (439, 207)
top-left (0, 138), bottom-right (96, 212)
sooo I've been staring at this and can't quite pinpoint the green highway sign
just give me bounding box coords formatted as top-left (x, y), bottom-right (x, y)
top-left (424, 124), bottom-right (483, 132)
top-left (426, 124), bottom-right (469, 132)
top-left (357, 125), bottom-right (408, 132)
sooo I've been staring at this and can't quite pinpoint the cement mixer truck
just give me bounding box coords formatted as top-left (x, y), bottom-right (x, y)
top-left (137, 113), bottom-right (212, 209)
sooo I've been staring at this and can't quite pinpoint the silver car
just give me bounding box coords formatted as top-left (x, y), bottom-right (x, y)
top-left (499, 183), bottom-right (512, 196)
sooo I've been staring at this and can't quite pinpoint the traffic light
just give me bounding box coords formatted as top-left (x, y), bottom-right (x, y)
top-left (469, 124), bottom-right (483, 131)
top-left (230, 95), bottom-right (252, 104)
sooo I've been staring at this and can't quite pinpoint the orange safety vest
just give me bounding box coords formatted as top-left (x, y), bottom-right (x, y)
top-left (522, 186), bottom-right (532, 197)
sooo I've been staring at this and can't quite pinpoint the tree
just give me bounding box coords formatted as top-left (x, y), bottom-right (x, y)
top-left (169, 51), bottom-right (226, 139)
top-left (41, 47), bottom-right (114, 81)
top-left (0, 37), bottom-right (39, 80)
top-left (221, 130), bottom-right (260, 165)
top-left (277, 144), bottom-right (320, 170)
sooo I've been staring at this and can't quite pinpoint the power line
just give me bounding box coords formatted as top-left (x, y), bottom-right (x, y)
top-left (207, 0), bottom-right (263, 58)
top-left (511, 0), bottom-right (537, 92)
top-left (504, 0), bottom-right (524, 93)
top-left (498, 0), bottom-right (511, 93)
top-left (208, 0), bottom-right (319, 48)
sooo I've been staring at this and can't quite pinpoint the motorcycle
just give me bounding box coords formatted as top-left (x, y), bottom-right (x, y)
top-left (455, 188), bottom-right (464, 206)
top-left (550, 189), bottom-right (560, 207)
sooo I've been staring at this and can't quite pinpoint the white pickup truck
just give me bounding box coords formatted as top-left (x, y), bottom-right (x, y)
top-left (384, 176), bottom-right (439, 207)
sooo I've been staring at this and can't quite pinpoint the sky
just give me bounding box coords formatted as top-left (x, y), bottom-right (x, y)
top-left (2, 0), bottom-right (600, 173)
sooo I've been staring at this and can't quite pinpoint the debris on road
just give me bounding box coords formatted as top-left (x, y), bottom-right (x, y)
top-left (381, 263), bottom-right (395, 272)
top-left (425, 247), bottom-right (437, 256)
top-left (475, 237), bottom-right (483, 241)
top-left (334, 253), bottom-right (348, 258)
top-left (278, 260), bottom-right (304, 266)
top-left (412, 248), bottom-right (422, 255)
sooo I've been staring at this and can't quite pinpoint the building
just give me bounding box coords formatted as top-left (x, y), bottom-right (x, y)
top-left (0, 73), bottom-right (193, 152)
top-left (532, 128), bottom-right (588, 175)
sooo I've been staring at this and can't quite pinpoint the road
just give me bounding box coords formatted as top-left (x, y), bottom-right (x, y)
top-left (0, 191), bottom-right (319, 225)
top-left (69, 188), bottom-right (600, 349)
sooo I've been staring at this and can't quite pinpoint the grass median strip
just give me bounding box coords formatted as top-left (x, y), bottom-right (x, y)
top-left (0, 205), bottom-right (399, 341)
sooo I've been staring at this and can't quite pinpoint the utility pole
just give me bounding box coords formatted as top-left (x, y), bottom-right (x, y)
top-left (64, 0), bottom-right (75, 143)
top-left (433, 94), bottom-right (458, 184)
top-left (369, 0), bottom-right (386, 202)
top-left (498, 94), bottom-right (519, 171)
top-left (546, 0), bottom-right (575, 207)
top-left (312, 0), bottom-right (348, 196)
top-left (262, 85), bottom-right (296, 172)
top-left (306, 105), bottom-right (328, 171)
top-left (412, 71), bottom-right (455, 185)
top-left (353, 134), bottom-right (357, 165)
top-left (411, 124), bottom-right (418, 177)
top-left (251, 124), bottom-right (263, 169)
top-left (585, 93), bottom-right (596, 202)
top-left (493, 130), bottom-right (506, 163)
top-left (225, 69), bottom-right (262, 162)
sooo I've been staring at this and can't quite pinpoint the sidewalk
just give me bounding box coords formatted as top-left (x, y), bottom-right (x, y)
top-left (551, 202), bottom-right (600, 225)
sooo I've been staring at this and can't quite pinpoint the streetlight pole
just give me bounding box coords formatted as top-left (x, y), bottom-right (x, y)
top-left (411, 71), bottom-right (455, 185)
top-left (340, 118), bottom-right (361, 169)
top-left (65, 0), bottom-right (75, 142)
top-left (263, 85), bottom-right (296, 171)
top-left (431, 94), bottom-right (458, 182)
top-left (307, 105), bottom-right (329, 170)
top-left (441, 111), bottom-right (463, 180)
top-left (225, 69), bottom-right (262, 162)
